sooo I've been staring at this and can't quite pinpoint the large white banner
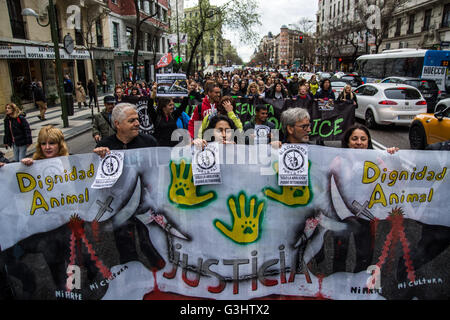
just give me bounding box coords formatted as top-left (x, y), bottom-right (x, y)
top-left (0, 145), bottom-right (449, 300)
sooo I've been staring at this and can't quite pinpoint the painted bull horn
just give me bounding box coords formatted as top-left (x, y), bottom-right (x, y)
top-left (330, 174), bottom-right (355, 221)
top-left (112, 177), bottom-right (141, 229)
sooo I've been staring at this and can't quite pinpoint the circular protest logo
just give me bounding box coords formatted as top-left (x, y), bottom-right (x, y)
top-left (196, 149), bottom-right (216, 170)
top-left (256, 127), bottom-right (269, 138)
top-left (102, 154), bottom-right (120, 176)
top-left (283, 149), bottom-right (304, 171)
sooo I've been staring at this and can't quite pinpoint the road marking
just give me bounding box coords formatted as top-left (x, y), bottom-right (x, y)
top-left (372, 139), bottom-right (387, 150)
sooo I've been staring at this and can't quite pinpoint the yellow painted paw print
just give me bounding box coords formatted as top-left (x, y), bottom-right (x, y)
top-left (168, 160), bottom-right (216, 208)
top-left (214, 192), bottom-right (265, 244)
top-left (263, 161), bottom-right (312, 207)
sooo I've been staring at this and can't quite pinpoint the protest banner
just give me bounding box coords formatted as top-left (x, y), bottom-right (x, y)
top-left (0, 146), bottom-right (449, 300)
top-left (156, 73), bottom-right (188, 97)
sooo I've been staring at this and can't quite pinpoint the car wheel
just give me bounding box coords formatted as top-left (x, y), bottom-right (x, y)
top-left (365, 109), bottom-right (377, 129)
top-left (409, 123), bottom-right (426, 150)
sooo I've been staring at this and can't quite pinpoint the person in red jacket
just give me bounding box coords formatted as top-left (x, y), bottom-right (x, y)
top-left (187, 82), bottom-right (222, 138)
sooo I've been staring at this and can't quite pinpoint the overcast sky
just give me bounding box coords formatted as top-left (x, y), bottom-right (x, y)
top-left (184, 0), bottom-right (318, 62)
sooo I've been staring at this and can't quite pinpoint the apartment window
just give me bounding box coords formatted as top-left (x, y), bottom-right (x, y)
top-left (333, 4), bottom-right (336, 18)
top-left (147, 33), bottom-right (153, 51)
top-left (163, 9), bottom-right (167, 22)
top-left (329, 6), bottom-right (332, 19)
top-left (322, 9), bottom-right (325, 21)
top-left (113, 22), bottom-right (119, 48)
top-left (96, 19), bottom-right (104, 47)
top-left (6, 0), bottom-right (26, 39)
top-left (423, 9), bottom-right (432, 31)
top-left (75, 20), bottom-right (84, 45)
top-left (443, 4), bottom-right (450, 28)
top-left (395, 18), bottom-right (402, 36)
top-left (407, 14), bottom-right (415, 34)
top-left (126, 27), bottom-right (134, 50)
top-left (338, 2), bottom-right (340, 15)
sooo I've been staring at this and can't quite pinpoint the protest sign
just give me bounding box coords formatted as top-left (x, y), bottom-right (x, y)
top-left (156, 73), bottom-right (188, 97)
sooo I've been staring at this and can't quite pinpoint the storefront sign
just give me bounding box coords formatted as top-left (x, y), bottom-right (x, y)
top-left (24, 46), bottom-right (89, 60)
top-left (0, 45), bottom-right (26, 59)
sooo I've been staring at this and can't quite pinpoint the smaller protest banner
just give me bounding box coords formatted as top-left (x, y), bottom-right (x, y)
top-left (91, 151), bottom-right (124, 189)
top-left (156, 73), bottom-right (188, 97)
top-left (318, 98), bottom-right (334, 111)
top-left (192, 143), bottom-right (222, 186)
top-left (278, 144), bottom-right (308, 186)
top-left (156, 52), bottom-right (173, 69)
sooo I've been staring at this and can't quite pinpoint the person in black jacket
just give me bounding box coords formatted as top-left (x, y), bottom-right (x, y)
top-left (34, 81), bottom-right (47, 120)
top-left (93, 103), bottom-right (158, 157)
top-left (314, 78), bottom-right (336, 103)
top-left (293, 85), bottom-right (314, 109)
top-left (3, 103), bottom-right (32, 162)
top-left (147, 84), bottom-right (190, 147)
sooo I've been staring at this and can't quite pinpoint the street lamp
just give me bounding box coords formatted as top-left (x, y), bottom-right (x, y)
top-left (22, 0), bottom-right (69, 128)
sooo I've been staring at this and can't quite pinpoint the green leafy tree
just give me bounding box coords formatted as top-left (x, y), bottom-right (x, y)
top-left (183, 0), bottom-right (260, 77)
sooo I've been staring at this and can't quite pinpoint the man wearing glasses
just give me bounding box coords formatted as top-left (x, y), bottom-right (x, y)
top-left (280, 107), bottom-right (311, 144)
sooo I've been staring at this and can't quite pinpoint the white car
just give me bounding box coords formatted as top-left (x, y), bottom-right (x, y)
top-left (354, 83), bottom-right (427, 128)
top-left (299, 72), bottom-right (315, 81)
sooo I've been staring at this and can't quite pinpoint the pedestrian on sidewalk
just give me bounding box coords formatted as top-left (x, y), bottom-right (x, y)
top-left (34, 81), bottom-right (47, 121)
top-left (88, 79), bottom-right (97, 109)
top-left (3, 103), bottom-right (32, 162)
top-left (75, 81), bottom-right (87, 109)
top-left (92, 95), bottom-right (116, 143)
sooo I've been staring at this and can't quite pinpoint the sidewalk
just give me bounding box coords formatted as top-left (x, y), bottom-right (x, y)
top-left (1, 94), bottom-right (110, 161)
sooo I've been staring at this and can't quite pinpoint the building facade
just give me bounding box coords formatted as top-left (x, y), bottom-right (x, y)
top-left (107, 0), bottom-right (171, 83)
top-left (256, 26), bottom-right (303, 69)
top-left (316, 0), bottom-right (450, 71)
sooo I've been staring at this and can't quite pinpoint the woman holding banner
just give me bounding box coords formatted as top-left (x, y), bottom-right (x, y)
top-left (341, 124), bottom-right (398, 154)
top-left (21, 126), bottom-right (69, 166)
top-left (337, 84), bottom-right (358, 106)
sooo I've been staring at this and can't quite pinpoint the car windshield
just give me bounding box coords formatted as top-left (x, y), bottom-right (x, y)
top-left (384, 88), bottom-right (421, 100)
top-left (405, 80), bottom-right (439, 91)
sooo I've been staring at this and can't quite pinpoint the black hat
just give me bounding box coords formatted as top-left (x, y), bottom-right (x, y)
top-left (104, 95), bottom-right (115, 104)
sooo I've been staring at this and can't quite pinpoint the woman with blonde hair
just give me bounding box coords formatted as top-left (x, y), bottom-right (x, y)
top-left (246, 82), bottom-right (260, 98)
top-left (3, 102), bottom-right (32, 162)
top-left (337, 84), bottom-right (357, 105)
top-left (21, 125), bottom-right (69, 166)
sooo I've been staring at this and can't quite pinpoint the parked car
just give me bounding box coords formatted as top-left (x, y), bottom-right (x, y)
top-left (299, 72), bottom-right (315, 81)
top-left (353, 83), bottom-right (427, 128)
top-left (329, 80), bottom-right (350, 95)
top-left (433, 97), bottom-right (450, 113)
top-left (316, 72), bottom-right (333, 81)
top-left (409, 103), bottom-right (450, 149)
top-left (332, 73), bottom-right (364, 88)
top-left (380, 77), bottom-right (440, 113)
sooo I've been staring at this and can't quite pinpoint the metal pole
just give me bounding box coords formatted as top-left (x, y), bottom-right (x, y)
top-left (176, 0), bottom-right (181, 67)
top-left (48, 0), bottom-right (69, 127)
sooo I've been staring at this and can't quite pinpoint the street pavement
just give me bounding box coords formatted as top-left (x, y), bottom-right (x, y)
top-left (1, 95), bottom-right (110, 161)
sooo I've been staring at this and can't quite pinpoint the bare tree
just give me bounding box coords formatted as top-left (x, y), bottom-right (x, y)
top-left (132, 0), bottom-right (161, 81)
top-left (355, 0), bottom-right (407, 53)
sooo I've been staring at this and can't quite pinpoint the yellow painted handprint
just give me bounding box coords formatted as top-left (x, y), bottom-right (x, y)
top-left (169, 160), bottom-right (216, 208)
top-left (214, 192), bottom-right (265, 244)
top-left (263, 161), bottom-right (313, 207)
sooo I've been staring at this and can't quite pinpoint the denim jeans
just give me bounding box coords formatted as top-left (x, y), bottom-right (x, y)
top-left (13, 144), bottom-right (27, 162)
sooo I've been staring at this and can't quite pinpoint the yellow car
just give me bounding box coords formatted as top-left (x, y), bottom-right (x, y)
top-left (409, 100), bottom-right (450, 149)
